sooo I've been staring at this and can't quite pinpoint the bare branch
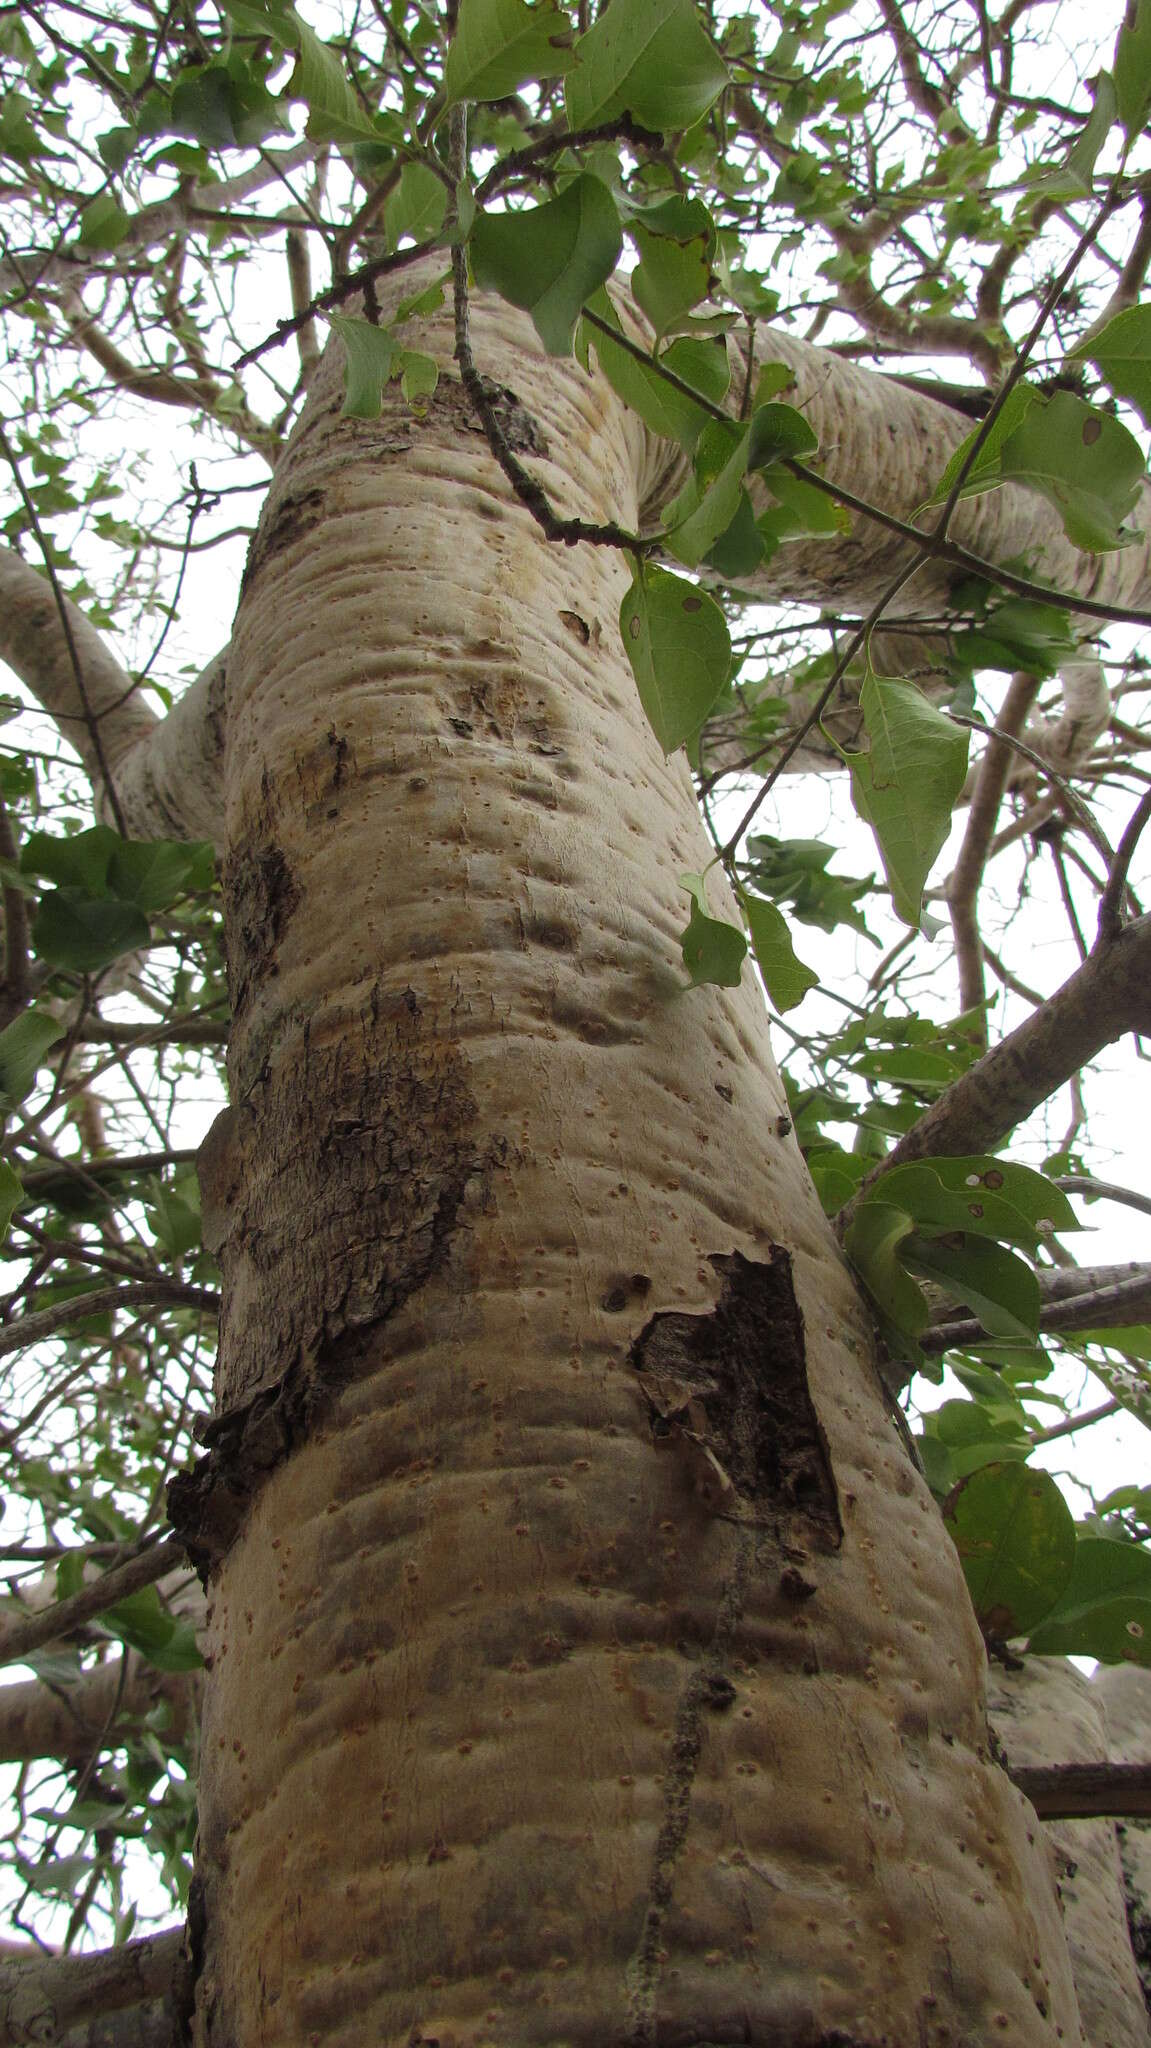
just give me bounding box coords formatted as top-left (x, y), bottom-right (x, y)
top-left (1008, 1762), bottom-right (1151, 1821)
top-left (0, 1281), bottom-right (217, 1365)
top-left (0, 1927), bottom-right (184, 2044)
top-left (0, 1538), bottom-right (189, 1668)
top-left (840, 914), bottom-right (1151, 1209)
top-left (948, 671), bottom-right (1041, 1028)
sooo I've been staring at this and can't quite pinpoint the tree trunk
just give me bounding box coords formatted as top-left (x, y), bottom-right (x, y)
top-left (171, 289), bottom-right (1083, 2047)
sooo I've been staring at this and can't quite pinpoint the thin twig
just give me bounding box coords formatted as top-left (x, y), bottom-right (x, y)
top-left (1097, 785), bottom-right (1151, 943)
top-left (947, 671), bottom-right (1040, 1031)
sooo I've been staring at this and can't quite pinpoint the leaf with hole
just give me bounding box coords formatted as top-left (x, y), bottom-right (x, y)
top-left (846, 668), bottom-right (969, 927)
top-left (446, 0), bottom-right (574, 103)
top-left (619, 566), bottom-right (730, 754)
top-left (1075, 304), bottom-right (1151, 431)
top-left (472, 176), bottom-right (622, 355)
top-left (1029, 1534), bottom-right (1151, 1664)
top-left (944, 1462), bottom-right (1076, 1639)
top-left (565, 0), bottom-right (728, 132)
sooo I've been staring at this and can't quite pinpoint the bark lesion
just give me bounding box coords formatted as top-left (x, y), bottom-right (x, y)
top-left (630, 1248), bottom-right (841, 1549)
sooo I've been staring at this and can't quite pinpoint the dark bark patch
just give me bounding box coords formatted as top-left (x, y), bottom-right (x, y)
top-left (170, 986), bottom-right (482, 1576)
top-left (630, 1249), bottom-right (841, 1550)
top-left (238, 486), bottom-right (325, 600)
top-left (222, 843), bottom-right (300, 1019)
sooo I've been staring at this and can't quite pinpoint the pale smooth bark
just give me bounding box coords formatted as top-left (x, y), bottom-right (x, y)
top-left (171, 286), bottom-right (1086, 2047)
top-left (0, 1657), bottom-right (199, 1764)
top-left (8, 291), bottom-right (1151, 843)
top-left (1096, 1665), bottom-right (1151, 2018)
top-left (988, 1659), bottom-right (1151, 2048)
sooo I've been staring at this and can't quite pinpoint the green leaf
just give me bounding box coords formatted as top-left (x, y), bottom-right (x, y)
top-left (901, 1234), bottom-right (1041, 1341)
top-left (619, 565), bottom-right (730, 754)
top-left (35, 891), bottom-right (151, 974)
top-left (329, 314), bottom-right (397, 416)
top-left (944, 1463), bottom-right (1076, 1639)
top-left (757, 467), bottom-right (850, 543)
top-left (664, 421), bottom-right (750, 567)
top-left (77, 194), bottom-right (131, 251)
top-left (1115, 0), bottom-right (1151, 143)
top-left (845, 667), bottom-right (969, 926)
top-left (930, 385), bottom-right (1145, 553)
top-left (99, 1587), bottom-right (203, 1672)
top-left (290, 15), bottom-right (384, 143)
top-left (704, 491), bottom-right (767, 577)
top-left (0, 1010), bottom-right (65, 1105)
top-left (997, 390), bottom-right (1145, 552)
top-left (580, 294), bottom-right (713, 448)
top-left (565, 0), bottom-right (728, 133)
top-left (223, 0), bottom-right (298, 46)
top-left (631, 198), bottom-right (715, 338)
top-left (0, 1159), bottom-right (23, 1240)
top-left (106, 839), bottom-right (214, 912)
top-left (22, 824), bottom-right (119, 894)
top-left (843, 1198), bottom-right (929, 1340)
top-left (747, 401), bottom-right (819, 470)
top-left (1028, 1534), bottom-right (1151, 1664)
top-left (1063, 72), bottom-right (1118, 195)
top-left (446, 0), bottom-right (575, 104)
top-left (867, 1156), bottom-right (1079, 1249)
top-left (1075, 304), bottom-right (1151, 431)
top-left (742, 894), bottom-right (819, 1011)
top-left (662, 334), bottom-right (730, 408)
top-left (471, 175), bottom-right (622, 355)
top-left (679, 874), bottom-right (746, 988)
top-left (928, 383), bottom-right (1039, 508)
top-left (384, 162), bottom-right (449, 251)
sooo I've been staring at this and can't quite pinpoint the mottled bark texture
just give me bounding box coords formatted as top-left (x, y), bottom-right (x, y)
top-left (988, 1659), bottom-right (1151, 2048)
top-left (1096, 1666), bottom-right (1151, 2020)
top-left (173, 287), bottom-right (1085, 2047)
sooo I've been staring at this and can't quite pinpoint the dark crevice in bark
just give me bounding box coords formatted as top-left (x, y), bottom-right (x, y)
top-left (624, 1255), bottom-right (844, 2045)
top-left (629, 1249), bottom-right (841, 1547)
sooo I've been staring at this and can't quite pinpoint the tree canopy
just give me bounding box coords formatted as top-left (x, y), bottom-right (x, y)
top-left (0, 0), bottom-right (1149, 1957)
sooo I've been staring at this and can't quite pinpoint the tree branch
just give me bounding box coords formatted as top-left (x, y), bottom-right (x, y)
top-left (922, 1269), bottom-right (1151, 1353)
top-left (0, 1537), bottom-right (189, 1668)
top-left (1008, 1761), bottom-right (1151, 1821)
top-left (0, 1282), bottom-right (218, 1364)
top-left (840, 914), bottom-right (1151, 1211)
top-left (948, 670), bottom-right (1041, 1028)
top-left (0, 1927), bottom-right (185, 2044)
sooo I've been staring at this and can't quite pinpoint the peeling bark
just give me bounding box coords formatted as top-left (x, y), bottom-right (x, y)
top-left (179, 285), bottom-right (1085, 2048)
